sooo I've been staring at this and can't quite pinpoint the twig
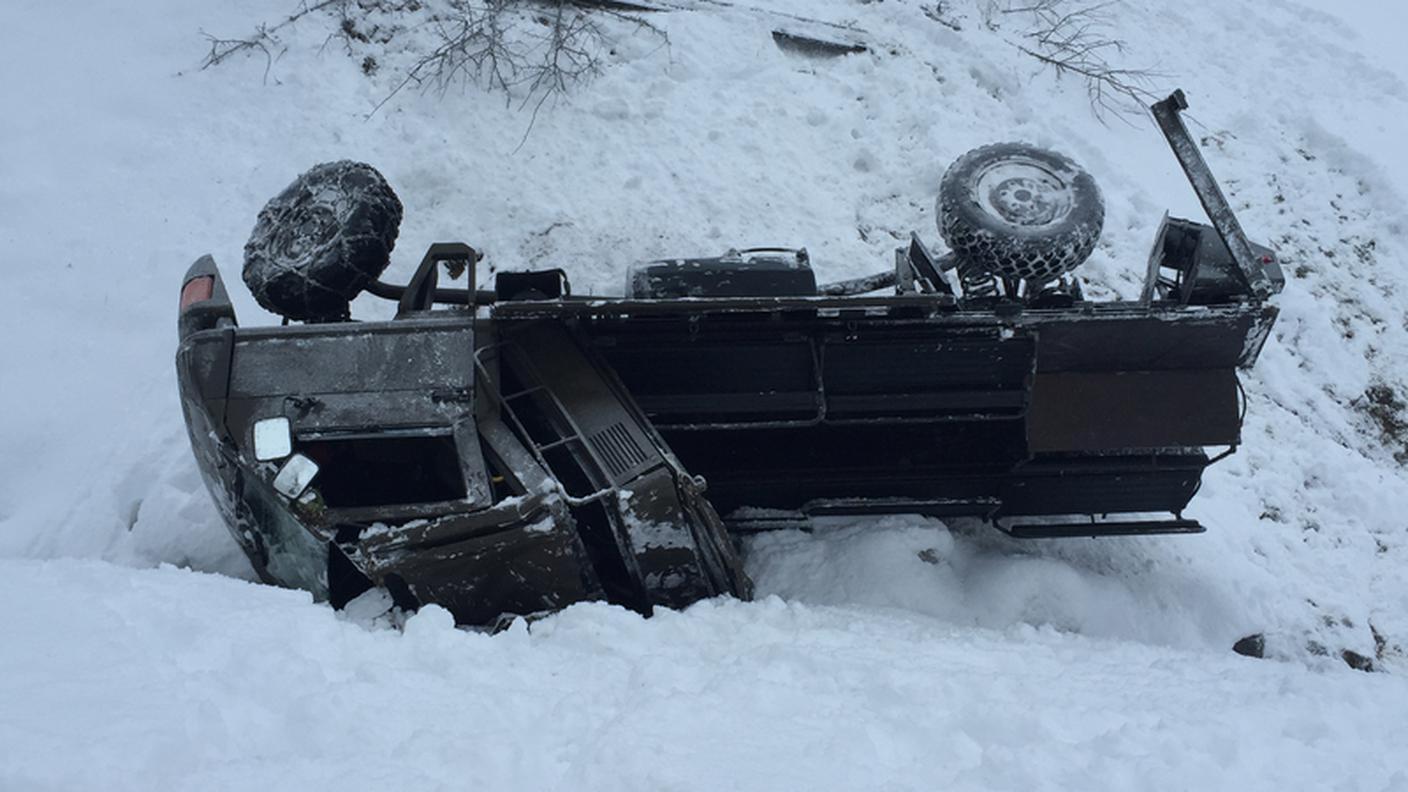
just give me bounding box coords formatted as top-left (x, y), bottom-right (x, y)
top-left (202, 0), bottom-right (669, 147)
top-left (199, 0), bottom-right (346, 79)
top-left (986, 0), bottom-right (1163, 120)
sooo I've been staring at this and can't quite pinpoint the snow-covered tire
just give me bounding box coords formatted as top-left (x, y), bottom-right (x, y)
top-left (243, 161), bottom-right (403, 321)
top-left (938, 143), bottom-right (1103, 285)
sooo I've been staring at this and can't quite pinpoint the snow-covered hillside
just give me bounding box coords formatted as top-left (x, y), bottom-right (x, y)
top-left (3, 0), bottom-right (1407, 788)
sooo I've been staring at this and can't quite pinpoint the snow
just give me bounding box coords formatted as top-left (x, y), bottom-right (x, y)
top-left (4, 0), bottom-right (1408, 788)
top-left (5, 558), bottom-right (1408, 791)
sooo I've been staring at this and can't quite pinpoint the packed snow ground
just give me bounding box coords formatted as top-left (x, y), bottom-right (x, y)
top-left (3, 0), bottom-right (1408, 788)
top-left (5, 558), bottom-right (1408, 791)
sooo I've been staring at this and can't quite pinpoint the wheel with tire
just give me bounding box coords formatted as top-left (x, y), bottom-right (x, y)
top-left (243, 161), bottom-right (403, 321)
top-left (938, 143), bottom-right (1103, 286)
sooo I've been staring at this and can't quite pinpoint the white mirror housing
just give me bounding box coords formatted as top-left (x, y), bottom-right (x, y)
top-left (252, 417), bottom-right (293, 462)
top-left (272, 453), bottom-right (319, 499)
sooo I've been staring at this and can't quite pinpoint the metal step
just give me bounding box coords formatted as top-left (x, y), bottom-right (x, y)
top-left (996, 517), bottom-right (1205, 538)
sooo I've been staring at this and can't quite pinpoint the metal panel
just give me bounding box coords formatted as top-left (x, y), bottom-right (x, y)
top-left (228, 320), bottom-right (476, 397)
top-left (1027, 369), bottom-right (1240, 452)
top-left (588, 423), bottom-right (649, 479)
top-left (822, 330), bottom-right (1035, 419)
top-left (1000, 453), bottom-right (1209, 516)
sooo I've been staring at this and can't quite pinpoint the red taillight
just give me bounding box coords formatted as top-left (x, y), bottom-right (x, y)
top-left (180, 276), bottom-right (214, 311)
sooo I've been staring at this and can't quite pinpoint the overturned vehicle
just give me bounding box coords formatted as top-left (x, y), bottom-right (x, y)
top-left (177, 92), bottom-right (1283, 625)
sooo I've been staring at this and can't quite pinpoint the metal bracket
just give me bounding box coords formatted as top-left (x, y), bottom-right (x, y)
top-left (903, 233), bottom-right (954, 295)
top-left (1151, 90), bottom-right (1280, 301)
top-left (365, 242), bottom-right (496, 308)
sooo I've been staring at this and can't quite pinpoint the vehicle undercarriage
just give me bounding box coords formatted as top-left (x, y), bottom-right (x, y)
top-left (176, 91), bottom-right (1284, 624)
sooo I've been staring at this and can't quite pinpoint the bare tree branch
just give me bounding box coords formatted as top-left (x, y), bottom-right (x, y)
top-left (984, 0), bottom-right (1163, 120)
top-left (200, 0), bottom-right (671, 147)
top-left (199, 0), bottom-right (347, 80)
top-left (355, 1), bottom-right (667, 120)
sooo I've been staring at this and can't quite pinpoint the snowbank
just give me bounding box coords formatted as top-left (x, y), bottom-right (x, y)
top-left (4, 558), bottom-right (1407, 791)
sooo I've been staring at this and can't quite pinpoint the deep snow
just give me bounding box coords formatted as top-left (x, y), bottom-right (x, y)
top-left (3, 0), bottom-right (1408, 788)
top-left (5, 558), bottom-right (1408, 791)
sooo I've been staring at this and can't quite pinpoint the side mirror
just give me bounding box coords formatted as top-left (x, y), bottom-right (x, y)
top-left (273, 454), bottom-right (319, 499)
top-left (252, 417), bottom-right (292, 462)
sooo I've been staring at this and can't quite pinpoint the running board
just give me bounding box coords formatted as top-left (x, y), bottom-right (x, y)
top-left (996, 517), bottom-right (1205, 538)
top-left (724, 497), bottom-right (1002, 533)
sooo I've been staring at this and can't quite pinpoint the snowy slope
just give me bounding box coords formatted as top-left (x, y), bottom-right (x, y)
top-left (3, 0), bottom-right (1408, 787)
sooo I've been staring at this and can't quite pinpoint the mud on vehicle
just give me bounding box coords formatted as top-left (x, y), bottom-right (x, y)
top-left (176, 91), bottom-right (1283, 626)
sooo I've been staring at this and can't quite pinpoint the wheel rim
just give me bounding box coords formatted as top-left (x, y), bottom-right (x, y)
top-left (974, 159), bottom-right (1073, 227)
